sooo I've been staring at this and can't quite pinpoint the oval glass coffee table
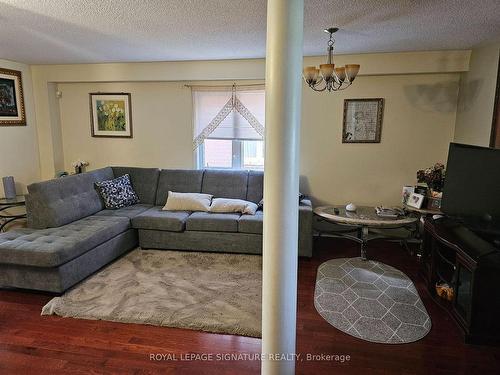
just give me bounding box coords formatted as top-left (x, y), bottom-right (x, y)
top-left (314, 205), bottom-right (418, 260)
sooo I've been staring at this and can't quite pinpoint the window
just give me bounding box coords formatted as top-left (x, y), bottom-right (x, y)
top-left (193, 87), bottom-right (265, 170)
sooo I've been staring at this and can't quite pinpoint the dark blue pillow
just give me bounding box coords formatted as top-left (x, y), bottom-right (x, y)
top-left (95, 174), bottom-right (139, 209)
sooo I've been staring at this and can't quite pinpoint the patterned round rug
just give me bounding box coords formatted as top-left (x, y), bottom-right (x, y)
top-left (314, 257), bottom-right (431, 344)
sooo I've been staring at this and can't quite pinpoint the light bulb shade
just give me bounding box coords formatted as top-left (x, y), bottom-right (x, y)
top-left (345, 64), bottom-right (360, 81)
top-left (334, 67), bottom-right (346, 83)
top-left (303, 66), bottom-right (320, 83)
top-left (320, 63), bottom-right (335, 81)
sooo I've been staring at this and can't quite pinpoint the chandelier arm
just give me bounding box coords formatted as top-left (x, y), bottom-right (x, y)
top-left (310, 84), bottom-right (327, 92)
top-left (330, 80), bottom-right (341, 91)
top-left (310, 78), bottom-right (327, 91)
top-left (327, 79), bottom-right (352, 92)
top-left (337, 82), bottom-right (353, 91)
top-left (332, 72), bottom-right (340, 84)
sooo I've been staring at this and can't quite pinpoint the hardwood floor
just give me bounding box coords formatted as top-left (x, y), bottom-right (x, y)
top-left (1, 238), bottom-right (499, 374)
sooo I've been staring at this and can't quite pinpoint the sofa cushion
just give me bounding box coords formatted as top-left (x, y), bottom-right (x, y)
top-left (186, 212), bottom-right (241, 232)
top-left (246, 170), bottom-right (264, 204)
top-left (163, 191), bottom-right (212, 212)
top-left (26, 167), bottom-right (114, 229)
top-left (95, 204), bottom-right (152, 219)
top-left (156, 169), bottom-right (204, 206)
top-left (132, 206), bottom-right (190, 232)
top-left (112, 167), bottom-right (160, 205)
top-left (95, 174), bottom-right (140, 209)
top-left (238, 210), bottom-right (264, 234)
top-left (210, 198), bottom-right (258, 215)
top-left (0, 216), bottom-right (130, 267)
top-left (201, 169), bottom-right (248, 200)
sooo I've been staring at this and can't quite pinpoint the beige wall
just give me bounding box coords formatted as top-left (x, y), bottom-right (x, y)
top-left (57, 82), bottom-right (194, 172)
top-left (301, 73), bottom-right (459, 206)
top-left (0, 59), bottom-right (40, 195)
top-left (455, 43), bottom-right (500, 146)
top-left (30, 50), bottom-right (468, 206)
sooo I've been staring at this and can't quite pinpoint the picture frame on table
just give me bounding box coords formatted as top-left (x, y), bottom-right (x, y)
top-left (427, 196), bottom-right (442, 210)
top-left (342, 98), bottom-right (384, 143)
top-left (0, 68), bottom-right (26, 126)
top-left (407, 193), bottom-right (425, 209)
top-left (89, 92), bottom-right (133, 138)
top-left (402, 186), bottom-right (415, 204)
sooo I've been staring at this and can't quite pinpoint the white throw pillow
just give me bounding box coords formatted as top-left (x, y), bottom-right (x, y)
top-left (209, 198), bottom-right (258, 215)
top-left (162, 191), bottom-right (213, 212)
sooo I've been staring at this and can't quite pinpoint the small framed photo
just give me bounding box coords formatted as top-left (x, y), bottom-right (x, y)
top-left (402, 186), bottom-right (415, 204)
top-left (427, 196), bottom-right (442, 210)
top-left (342, 98), bottom-right (384, 143)
top-left (407, 193), bottom-right (425, 209)
top-left (0, 68), bottom-right (26, 126)
top-left (89, 93), bottom-right (133, 138)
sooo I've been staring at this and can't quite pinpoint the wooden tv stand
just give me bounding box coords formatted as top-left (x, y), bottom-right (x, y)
top-left (420, 217), bottom-right (500, 345)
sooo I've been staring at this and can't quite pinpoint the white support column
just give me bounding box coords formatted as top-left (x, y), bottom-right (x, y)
top-left (262, 0), bottom-right (304, 374)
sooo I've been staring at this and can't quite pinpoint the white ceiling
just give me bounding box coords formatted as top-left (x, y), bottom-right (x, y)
top-left (0, 0), bottom-right (499, 64)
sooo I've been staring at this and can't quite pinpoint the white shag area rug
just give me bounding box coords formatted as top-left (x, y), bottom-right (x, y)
top-left (42, 249), bottom-right (262, 337)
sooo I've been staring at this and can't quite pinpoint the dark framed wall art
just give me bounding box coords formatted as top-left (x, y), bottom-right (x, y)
top-left (0, 68), bottom-right (26, 126)
top-left (89, 92), bottom-right (133, 138)
top-left (342, 98), bottom-right (384, 143)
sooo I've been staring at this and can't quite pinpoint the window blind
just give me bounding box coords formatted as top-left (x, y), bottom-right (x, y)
top-left (192, 87), bottom-right (265, 150)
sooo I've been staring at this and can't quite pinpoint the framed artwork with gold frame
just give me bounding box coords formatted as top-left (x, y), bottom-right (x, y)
top-left (0, 68), bottom-right (26, 126)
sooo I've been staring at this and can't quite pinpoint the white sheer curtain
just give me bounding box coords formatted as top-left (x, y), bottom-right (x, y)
top-left (192, 86), bottom-right (265, 150)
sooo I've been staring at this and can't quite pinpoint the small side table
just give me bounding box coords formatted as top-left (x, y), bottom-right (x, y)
top-left (0, 196), bottom-right (26, 232)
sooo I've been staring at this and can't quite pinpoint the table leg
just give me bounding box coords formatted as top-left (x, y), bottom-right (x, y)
top-left (0, 217), bottom-right (16, 232)
top-left (360, 226), bottom-right (369, 260)
top-left (417, 216), bottom-right (425, 258)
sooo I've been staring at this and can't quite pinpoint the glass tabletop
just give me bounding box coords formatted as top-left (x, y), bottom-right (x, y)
top-left (323, 206), bottom-right (389, 220)
top-left (0, 195), bottom-right (26, 205)
top-left (315, 205), bottom-right (418, 227)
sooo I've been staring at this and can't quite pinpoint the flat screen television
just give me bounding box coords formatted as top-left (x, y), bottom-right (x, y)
top-left (441, 143), bottom-right (500, 234)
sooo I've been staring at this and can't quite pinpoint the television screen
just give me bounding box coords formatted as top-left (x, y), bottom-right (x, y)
top-left (441, 143), bottom-right (500, 223)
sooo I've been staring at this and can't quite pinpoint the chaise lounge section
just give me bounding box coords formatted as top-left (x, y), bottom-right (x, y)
top-left (0, 167), bottom-right (313, 293)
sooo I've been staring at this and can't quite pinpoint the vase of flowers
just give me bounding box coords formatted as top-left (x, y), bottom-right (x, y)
top-left (72, 160), bottom-right (89, 174)
top-left (416, 163), bottom-right (445, 193)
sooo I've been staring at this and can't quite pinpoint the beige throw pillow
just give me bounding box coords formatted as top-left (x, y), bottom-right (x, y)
top-left (209, 198), bottom-right (258, 215)
top-left (163, 191), bottom-right (213, 212)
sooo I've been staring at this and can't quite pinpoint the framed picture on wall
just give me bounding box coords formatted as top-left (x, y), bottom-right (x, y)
top-left (89, 92), bottom-right (133, 138)
top-left (0, 68), bottom-right (26, 126)
top-left (342, 98), bottom-right (384, 143)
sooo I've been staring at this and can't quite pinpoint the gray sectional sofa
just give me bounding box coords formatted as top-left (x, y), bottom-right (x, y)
top-left (0, 167), bottom-right (313, 293)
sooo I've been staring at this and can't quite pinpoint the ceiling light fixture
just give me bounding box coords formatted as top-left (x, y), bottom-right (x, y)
top-left (303, 27), bottom-right (360, 92)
